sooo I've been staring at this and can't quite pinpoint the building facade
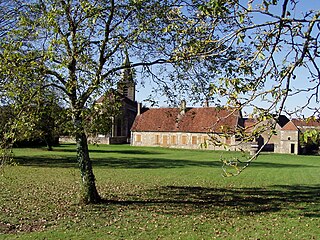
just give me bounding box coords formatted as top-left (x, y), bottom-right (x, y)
top-left (130, 102), bottom-right (320, 155)
top-left (131, 103), bottom-right (242, 151)
top-left (93, 52), bottom-right (138, 144)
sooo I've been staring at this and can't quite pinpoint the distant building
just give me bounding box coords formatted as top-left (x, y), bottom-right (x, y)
top-left (258, 118), bottom-right (320, 154)
top-left (130, 101), bottom-right (320, 155)
top-left (292, 118), bottom-right (320, 131)
top-left (94, 92), bottom-right (137, 144)
top-left (93, 51), bottom-right (138, 144)
top-left (131, 101), bottom-right (242, 150)
top-left (241, 115), bottom-right (301, 154)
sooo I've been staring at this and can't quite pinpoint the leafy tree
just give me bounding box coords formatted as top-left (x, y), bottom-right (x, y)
top-left (1, 0), bottom-right (244, 203)
top-left (300, 129), bottom-right (320, 154)
top-left (0, 89), bottom-right (63, 150)
top-left (28, 93), bottom-right (63, 150)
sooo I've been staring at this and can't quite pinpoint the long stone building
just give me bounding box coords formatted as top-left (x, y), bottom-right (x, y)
top-left (131, 101), bottom-right (241, 151)
top-left (130, 101), bottom-right (320, 155)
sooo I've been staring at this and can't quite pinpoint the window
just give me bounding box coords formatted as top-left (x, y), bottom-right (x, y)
top-left (163, 135), bottom-right (168, 146)
top-left (181, 135), bottom-right (188, 145)
top-left (288, 137), bottom-right (291, 140)
top-left (171, 135), bottom-right (177, 145)
top-left (135, 134), bottom-right (142, 142)
top-left (155, 135), bottom-right (160, 144)
top-left (192, 136), bottom-right (197, 145)
top-left (202, 136), bottom-right (209, 144)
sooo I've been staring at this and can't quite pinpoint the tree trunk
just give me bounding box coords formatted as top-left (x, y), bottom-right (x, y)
top-left (74, 114), bottom-right (101, 204)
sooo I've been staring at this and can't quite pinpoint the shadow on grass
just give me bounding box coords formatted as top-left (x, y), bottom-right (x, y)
top-left (100, 185), bottom-right (320, 218)
top-left (56, 143), bottom-right (170, 155)
top-left (55, 148), bottom-right (162, 155)
top-left (14, 155), bottom-right (221, 168)
top-left (14, 154), bottom-right (316, 169)
top-left (15, 156), bottom-right (78, 168)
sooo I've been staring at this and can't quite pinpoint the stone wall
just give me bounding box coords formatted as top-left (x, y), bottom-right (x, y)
top-left (276, 130), bottom-right (299, 154)
top-left (131, 131), bottom-right (239, 151)
top-left (59, 136), bottom-right (128, 145)
top-left (59, 136), bottom-right (76, 144)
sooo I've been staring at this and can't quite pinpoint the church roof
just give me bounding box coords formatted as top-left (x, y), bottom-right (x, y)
top-left (131, 107), bottom-right (240, 133)
top-left (95, 89), bottom-right (137, 107)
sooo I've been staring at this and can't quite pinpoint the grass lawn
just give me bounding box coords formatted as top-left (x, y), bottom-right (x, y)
top-left (0, 144), bottom-right (320, 239)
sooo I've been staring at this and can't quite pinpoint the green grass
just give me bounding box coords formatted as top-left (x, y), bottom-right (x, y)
top-left (1, 144), bottom-right (320, 239)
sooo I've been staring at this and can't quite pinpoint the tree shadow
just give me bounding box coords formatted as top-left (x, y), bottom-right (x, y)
top-left (99, 185), bottom-right (320, 218)
top-left (15, 155), bottom-right (78, 168)
top-left (54, 144), bottom-right (166, 155)
top-left (55, 147), bottom-right (162, 155)
top-left (14, 155), bottom-right (221, 169)
top-left (14, 154), bottom-right (316, 169)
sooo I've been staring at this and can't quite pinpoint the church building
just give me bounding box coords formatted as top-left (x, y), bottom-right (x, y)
top-left (94, 51), bottom-right (138, 144)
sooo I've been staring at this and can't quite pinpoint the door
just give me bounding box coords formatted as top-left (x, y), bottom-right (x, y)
top-left (291, 144), bottom-right (295, 154)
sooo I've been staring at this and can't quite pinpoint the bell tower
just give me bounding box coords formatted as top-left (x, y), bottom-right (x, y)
top-left (118, 49), bottom-right (135, 102)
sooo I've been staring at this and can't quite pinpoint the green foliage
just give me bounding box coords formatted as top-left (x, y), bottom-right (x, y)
top-left (300, 129), bottom-right (320, 154)
top-left (84, 90), bottom-right (123, 136)
top-left (301, 129), bottom-right (320, 146)
top-left (198, 0), bottom-right (231, 16)
top-left (0, 91), bottom-right (64, 149)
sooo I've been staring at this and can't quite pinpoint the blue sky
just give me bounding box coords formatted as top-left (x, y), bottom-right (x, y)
top-left (135, 0), bottom-right (320, 117)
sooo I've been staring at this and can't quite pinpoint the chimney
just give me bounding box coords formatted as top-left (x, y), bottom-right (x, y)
top-left (180, 100), bottom-right (186, 115)
top-left (203, 99), bottom-right (209, 107)
top-left (137, 102), bottom-right (142, 116)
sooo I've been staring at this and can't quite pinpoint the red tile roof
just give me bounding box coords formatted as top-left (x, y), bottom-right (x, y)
top-left (241, 118), bottom-right (259, 133)
top-left (282, 121), bottom-right (298, 131)
top-left (292, 118), bottom-right (320, 128)
top-left (243, 118), bottom-right (256, 127)
top-left (131, 107), bottom-right (240, 133)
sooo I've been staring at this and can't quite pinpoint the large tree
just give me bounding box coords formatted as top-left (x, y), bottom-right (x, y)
top-left (1, 0), bottom-right (244, 203)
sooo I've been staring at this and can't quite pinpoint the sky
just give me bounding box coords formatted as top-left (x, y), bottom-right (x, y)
top-left (134, 0), bottom-right (320, 118)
